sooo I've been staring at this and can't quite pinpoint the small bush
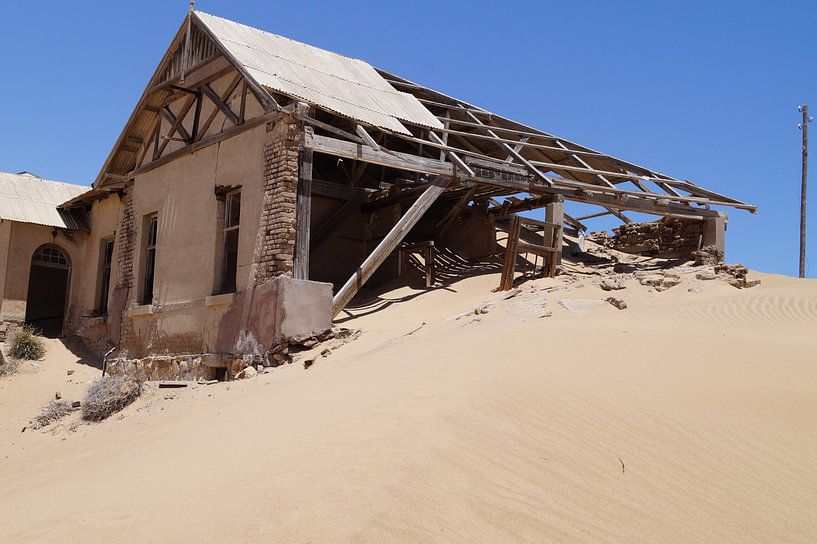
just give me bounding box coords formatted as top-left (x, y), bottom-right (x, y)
top-left (9, 325), bottom-right (46, 360)
top-left (0, 357), bottom-right (20, 378)
top-left (31, 400), bottom-right (75, 429)
top-left (82, 375), bottom-right (143, 421)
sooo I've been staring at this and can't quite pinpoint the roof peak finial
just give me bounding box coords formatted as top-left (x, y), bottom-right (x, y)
top-left (189, 0), bottom-right (195, 13)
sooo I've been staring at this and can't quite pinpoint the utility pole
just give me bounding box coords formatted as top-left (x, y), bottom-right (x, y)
top-left (798, 105), bottom-right (813, 278)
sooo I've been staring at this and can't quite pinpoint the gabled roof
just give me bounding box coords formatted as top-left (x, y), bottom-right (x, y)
top-left (92, 10), bottom-right (753, 219)
top-left (0, 172), bottom-right (89, 230)
top-left (195, 12), bottom-right (442, 136)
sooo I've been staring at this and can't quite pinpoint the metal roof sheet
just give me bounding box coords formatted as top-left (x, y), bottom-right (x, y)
top-left (0, 172), bottom-right (89, 230)
top-left (195, 12), bottom-right (443, 135)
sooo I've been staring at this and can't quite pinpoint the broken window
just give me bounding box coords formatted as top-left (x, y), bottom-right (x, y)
top-left (219, 191), bottom-right (241, 294)
top-left (141, 214), bottom-right (158, 305)
top-left (96, 238), bottom-right (114, 315)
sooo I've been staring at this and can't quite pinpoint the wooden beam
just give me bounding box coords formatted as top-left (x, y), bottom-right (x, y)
top-left (332, 176), bottom-right (452, 316)
top-left (544, 198), bottom-right (564, 277)
top-left (437, 183), bottom-right (480, 235)
top-left (124, 111), bottom-right (285, 181)
top-left (499, 215), bottom-right (522, 291)
top-left (201, 82), bottom-right (240, 125)
top-left (428, 131), bottom-right (475, 177)
top-left (305, 132), bottom-right (454, 177)
top-left (195, 74), bottom-right (242, 141)
top-left (463, 110), bottom-right (553, 187)
top-left (294, 143), bottom-right (313, 280)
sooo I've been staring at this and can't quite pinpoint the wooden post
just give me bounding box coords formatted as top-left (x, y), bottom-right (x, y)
top-left (544, 197), bottom-right (564, 277)
top-left (332, 176), bottom-right (452, 316)
top-left (294, 104), bottom-right (313, 280)
top-left (499, 215), bottom-right (522, 291)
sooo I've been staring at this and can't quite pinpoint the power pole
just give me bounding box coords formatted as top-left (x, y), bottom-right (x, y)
top-left (798, 105), bottom-right (813, 278)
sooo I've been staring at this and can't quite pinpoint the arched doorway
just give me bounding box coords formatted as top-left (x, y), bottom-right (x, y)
top-left (25, 245), bottom-right (71, 337)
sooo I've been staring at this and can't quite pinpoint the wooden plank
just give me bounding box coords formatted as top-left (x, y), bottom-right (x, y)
top-left (195, 74), bottom-right (242, 141)
top-left (305, 133), bottom-right (454, 177)
top-left (294, 146), bottom-right (313, 280)
top-left (499, 215), bottom-right (522, 291)
top-left (428, 131), bottom-right (475, 177)
top-left (332, 176), bottom-right (452, 316)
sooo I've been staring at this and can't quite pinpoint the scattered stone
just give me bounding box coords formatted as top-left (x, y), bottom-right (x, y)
top-left (303, 359), bottom-right (315, 370)
top-left (605, 297), bottom-right (627, 310)
top-left (638, 274), bottom-right (664, 287)
top-left (320, 348), bottom-right (331, 357)
top-left (71, 401), bottom-right (81, 408)
top-left (474, 302), bottom-right (494, 315)
top-left (55, 391), bottom-right (62, 400)
top-left (66, 370), bottom-right (75, 376)
top-left (692, 245), bottom-right (724, 266)
top-left (540, 311), bottom-right (553, 318)
top-left (263, 367), bottom-right (275, 374)
top-left (655, 277), bottom-right (682, 292)
top-left (239, 366), bottom-right (257, 379)
top-left (695, 269), bottom-right (717, 280)
top-left (715, 263), bottom-right (760, 288)
top-left (600, 276), bottom-right (627, 291)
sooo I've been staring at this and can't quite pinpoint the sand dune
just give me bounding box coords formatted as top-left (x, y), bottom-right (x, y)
top-left (1, 268), bottom-right (816, 543)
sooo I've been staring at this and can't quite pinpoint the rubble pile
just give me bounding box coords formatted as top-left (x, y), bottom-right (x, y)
top-left (589, 218), bottom-right (703, 259)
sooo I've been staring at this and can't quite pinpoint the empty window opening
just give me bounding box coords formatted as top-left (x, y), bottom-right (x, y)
top-left (219, 191), bottom-right (241, 294)
top-left (96, 238), bottom-right (114, 315)
top-left (141, 214), bottom-right (158, 305)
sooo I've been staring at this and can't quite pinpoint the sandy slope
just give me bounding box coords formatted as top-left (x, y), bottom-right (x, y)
top-left (1, 269), bottom-right (816, 543)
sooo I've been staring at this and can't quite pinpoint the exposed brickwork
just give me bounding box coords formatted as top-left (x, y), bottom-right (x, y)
top-left (116, 188), bottom-right (136, 290)
top-left (115, 187), bottom-right (137, 350)
top-left (590, 218), bottom-right (704, 260)
top-left (252, 117), bottom-right (300, 284)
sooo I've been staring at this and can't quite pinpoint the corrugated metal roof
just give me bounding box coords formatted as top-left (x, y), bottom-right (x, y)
top-left (0, 172), bottom-right (89, 230)
top-left (195, 12), bottom-right (443, 136)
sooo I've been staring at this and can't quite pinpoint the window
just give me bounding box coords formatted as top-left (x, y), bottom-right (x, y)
top-left (96, 238), bottom-right (114, 315)
top-left (32, 245), bottom-right (69, 269)
top-left (219, 191), bottom-right (241, 294)
top-left (141, 214), bottom-right (158, 305)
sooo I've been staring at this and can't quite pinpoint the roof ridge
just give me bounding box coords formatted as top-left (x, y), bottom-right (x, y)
top-left (196, 11), bottom-right (367, 65)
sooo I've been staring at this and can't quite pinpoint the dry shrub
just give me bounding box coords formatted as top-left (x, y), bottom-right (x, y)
top-left (82, 375), bottom-right (143, 422)
top-left (9, 325), bottom-right (46, 360)
top-left (32, 400), bottom-right (75, 429)
top-left (0, 358), bottom-right (20, 378)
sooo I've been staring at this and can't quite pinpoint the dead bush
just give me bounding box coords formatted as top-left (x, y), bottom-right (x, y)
top-left (32, 400), bottom-right (75, 429)
top-left (0, 357), bottom-right (20, 378)
top-left (82, 375), bottom-right (143, 422)
top-left (9, 325), bottom-right (46, 360)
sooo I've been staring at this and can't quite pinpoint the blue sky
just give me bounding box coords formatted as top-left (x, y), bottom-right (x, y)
top-left (1, 1), bottom-right (815, 276)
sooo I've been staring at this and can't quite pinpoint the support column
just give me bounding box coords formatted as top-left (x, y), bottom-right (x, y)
top-left (544, 196), bottom-right (564, 276)
top-left (701, 213), bottom-right (726, 257)
top-left (294, 103), bottom-right (313, 280)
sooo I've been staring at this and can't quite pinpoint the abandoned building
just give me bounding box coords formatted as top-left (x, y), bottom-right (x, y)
top-left (0, 11), bottom-right (755, 380)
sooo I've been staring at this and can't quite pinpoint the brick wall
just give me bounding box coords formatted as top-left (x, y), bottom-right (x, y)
top-left (251, 117), bottom-right (300, 284)
top-left (115, 187), bottom-right (137, 350)
top-left (591, 218), bottom-right (704, 259)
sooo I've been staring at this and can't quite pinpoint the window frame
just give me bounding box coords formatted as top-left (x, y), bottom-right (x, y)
top-left (140, 213), bottom-right (158, 305)
top-left (219, 190), bottom-right (241, 294)
top-left (95, 237), bottom-right (115, 315)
